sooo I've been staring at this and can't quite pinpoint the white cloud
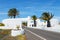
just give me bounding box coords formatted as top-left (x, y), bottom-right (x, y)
top-left (0, 12), bottom-right (7, 14)
top-left (39, 0), bottom-right (56, 9)
top-left (54, 16), bottom-right (60, 19)
top-left (25, 7), bottom-right (33, 9)
top-left (20, 11), bottom-right (33, 15)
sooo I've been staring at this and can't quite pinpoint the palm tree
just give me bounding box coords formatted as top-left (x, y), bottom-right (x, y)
top-left (32, 15), bottom-right (37, 27)
top-left (40, 12), bottom-right (54, 27)
top-left (8, 8), bottom-right (19, 18)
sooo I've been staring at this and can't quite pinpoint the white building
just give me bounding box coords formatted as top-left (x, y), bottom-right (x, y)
top-left (1, 16), bottom-right (60, 36)
top-left (1, 16), bottom-right (59, 29)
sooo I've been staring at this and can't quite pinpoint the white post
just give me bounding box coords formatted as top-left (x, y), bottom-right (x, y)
top-left (20, 21), bottom-right (22, 29)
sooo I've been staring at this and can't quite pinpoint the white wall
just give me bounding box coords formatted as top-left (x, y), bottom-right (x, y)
top-left (2, 18), bottom-right (22, 29)
top-left (50, 18), bottom-right (59, 27)
top-left (2, 17), bottom-right (29, 29)
top-left (2, 17), bottom-right (59, 29)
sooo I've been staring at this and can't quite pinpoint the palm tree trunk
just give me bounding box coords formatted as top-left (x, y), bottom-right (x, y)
top-left (47, 20), bottom-right (51, 27)
top-left (14, 15), bottom-right (16, 18)
top-left (34, 20), bottom-right (36, 27)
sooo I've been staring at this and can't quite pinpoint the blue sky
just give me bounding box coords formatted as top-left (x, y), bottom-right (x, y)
top-left (0, 0), bottom-right (60, 22)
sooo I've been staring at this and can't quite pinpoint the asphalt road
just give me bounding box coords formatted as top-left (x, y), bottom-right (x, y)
top-left (23, 27), bottom-right (60, 40)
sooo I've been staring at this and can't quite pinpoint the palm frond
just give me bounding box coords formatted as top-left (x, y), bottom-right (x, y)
top-left (32, 15), bottom-right (37, 20)
top-left (40, 12), bottom-right (54, 21)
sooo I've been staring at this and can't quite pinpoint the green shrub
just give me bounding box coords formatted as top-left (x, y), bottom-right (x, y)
top-left (0, 23), bottom-right (5, 26)
top-left (22, 22), bottom-right (27, 26)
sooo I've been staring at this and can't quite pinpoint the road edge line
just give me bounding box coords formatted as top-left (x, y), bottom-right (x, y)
top-left (25, 29), bottom-right (47, 40)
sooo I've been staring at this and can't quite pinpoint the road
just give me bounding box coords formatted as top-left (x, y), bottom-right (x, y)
top-left (23, 27), bottom-right (60, 40)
